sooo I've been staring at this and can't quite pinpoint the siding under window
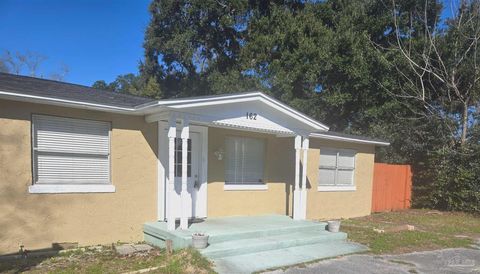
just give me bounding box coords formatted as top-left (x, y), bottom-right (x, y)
top-left (225, 136), bottom-right (265, 184)
top-left (32, 115), bottom-right (111, 184)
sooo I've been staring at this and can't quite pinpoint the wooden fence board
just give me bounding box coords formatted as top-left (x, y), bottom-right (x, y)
top-left (372, 163), bottom-right (412, 212)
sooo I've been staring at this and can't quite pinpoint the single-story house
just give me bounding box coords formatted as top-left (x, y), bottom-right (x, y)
top-left (0, 72), bottom-right (388, 254)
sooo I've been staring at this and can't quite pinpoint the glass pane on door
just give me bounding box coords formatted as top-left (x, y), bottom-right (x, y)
top-left (174, 138), bottom-right (191, 177)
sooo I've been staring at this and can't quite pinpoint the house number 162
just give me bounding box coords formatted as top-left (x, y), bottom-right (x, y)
top-left (246, 112), bottom-right (257, 120)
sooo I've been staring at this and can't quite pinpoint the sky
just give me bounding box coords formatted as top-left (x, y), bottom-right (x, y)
top-left (0, 0), bottom-right (458, 87)
top-left (0, 0), bottom-right (150, 86)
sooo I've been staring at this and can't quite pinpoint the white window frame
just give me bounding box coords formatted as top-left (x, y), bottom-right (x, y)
top-left (224, 136), bottom-right (268, 191)
top-left (317, 148), bottom-right (356, 192)
top-left (29, 114), bottom-right (115, 194)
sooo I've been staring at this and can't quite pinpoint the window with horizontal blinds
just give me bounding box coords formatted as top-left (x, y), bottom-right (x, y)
top-left (318, 148), bottom-right (355, 186)
top-left (225, 136), bottom-right (265, 184)
top-left (32, 115), bottom-right (111, 185)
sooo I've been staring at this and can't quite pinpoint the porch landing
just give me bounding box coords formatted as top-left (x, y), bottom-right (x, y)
top-left (143, 215), bottom-right (367, 273)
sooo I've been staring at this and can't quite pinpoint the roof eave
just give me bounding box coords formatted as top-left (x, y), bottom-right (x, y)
top-left (310, 132), bottom-right (390, 146)
top-left (0, 90), bottom-right (140, 114)
top-left (0, 90), bottom-right (331, 132)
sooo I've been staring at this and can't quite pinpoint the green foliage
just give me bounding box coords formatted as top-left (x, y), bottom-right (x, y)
top-left (416, 145), bottom-right (480, 212)
top-left (143, 76), bottom-right (163, 99)
top-left (92, 73), bottom-right (164, 98)
top-left (91, 80), bottom-right (110, 90)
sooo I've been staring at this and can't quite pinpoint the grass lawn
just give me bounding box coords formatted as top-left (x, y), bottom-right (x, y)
top-left (342, 209), bottom-right (480, 254)
top-left (0, 246), bottom-right (214, 274)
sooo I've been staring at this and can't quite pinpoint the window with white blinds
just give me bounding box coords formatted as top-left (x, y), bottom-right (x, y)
top-left (225, 136), bottom-right (265, 184)
top-left (32, 115), bottom-right (111, 185)
top-left (318, 148), bottom-right (355, 186)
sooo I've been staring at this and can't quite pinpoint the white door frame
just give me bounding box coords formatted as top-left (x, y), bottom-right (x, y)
top-left (157, 121), bottom-right (208, 221)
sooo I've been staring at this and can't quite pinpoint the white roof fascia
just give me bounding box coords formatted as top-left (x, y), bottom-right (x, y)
top-left (154, 92), bottom-right (262, 106)
top-left (310, 132), bottom-right (390, 146)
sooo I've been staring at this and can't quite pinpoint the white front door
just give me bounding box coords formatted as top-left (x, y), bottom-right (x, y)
top-left (170, 132), bottom-right (200, 218)
top-left (158, 123), bottom-right (208, 221)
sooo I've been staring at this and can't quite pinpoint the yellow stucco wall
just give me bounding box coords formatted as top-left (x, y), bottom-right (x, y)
top-left (207, 128), bottom-right (294, 217)
top-left (206, 128), bottom-right (376, 220)
top-left (306, 139), bottom-right (376, 220)
top-left (0, 99), bottom-right (158, 254)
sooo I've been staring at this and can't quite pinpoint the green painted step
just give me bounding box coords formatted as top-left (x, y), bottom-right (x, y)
top-left (200, 230), bottom-right (347, 259)
top-left (144, 219), bottom-right (327, 248)
top-left (213, 240), bottom-right (368, 274)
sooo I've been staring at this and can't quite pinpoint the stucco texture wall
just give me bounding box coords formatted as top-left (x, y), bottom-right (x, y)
top-left (206, 128), bottom-right (375, 220)
top-left (0, 99), bottom-right (158, 254)
top-left (306, 139), bottom-right (376, 220)
top-left (207, 128), bottom-right (294, 217)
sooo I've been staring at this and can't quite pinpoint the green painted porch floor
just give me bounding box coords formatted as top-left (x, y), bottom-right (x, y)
top-left (144, 215), bottom-right (367, 273)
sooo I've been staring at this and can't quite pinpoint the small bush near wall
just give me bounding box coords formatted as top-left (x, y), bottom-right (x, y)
top-left (413, 146), bottom-right (480, 214)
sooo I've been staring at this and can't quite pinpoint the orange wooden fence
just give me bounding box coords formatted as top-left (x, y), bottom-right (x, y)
top-left (371, 163), bottom-right (412, 212)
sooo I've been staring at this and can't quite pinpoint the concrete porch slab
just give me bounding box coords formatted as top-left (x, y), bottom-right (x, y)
top-left (144, 215), bottom-right (327, 249)
top-left (143, 215), bottom-right (367, 273)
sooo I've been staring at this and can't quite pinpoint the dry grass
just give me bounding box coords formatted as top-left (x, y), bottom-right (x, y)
top-left (342, 209), bottom-right (480, 254)
top-left (0, 246), bottom-right (214, 274)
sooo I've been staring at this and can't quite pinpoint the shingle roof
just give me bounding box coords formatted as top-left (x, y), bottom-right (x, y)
top-left (0, 73), bottom-right (155, 108)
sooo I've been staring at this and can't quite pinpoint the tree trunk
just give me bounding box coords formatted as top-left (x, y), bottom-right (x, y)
top-left (460, 98), bottom-right (469, 146)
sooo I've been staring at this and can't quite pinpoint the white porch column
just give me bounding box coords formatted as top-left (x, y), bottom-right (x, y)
top-left (293, 135), bottom-right (302, 220)
top-left (180, 117), bottom-right (189, 230)
top-left (301, 137), bottom-right (309, 220)
top-left (167, 115), bottom-right (177, 231)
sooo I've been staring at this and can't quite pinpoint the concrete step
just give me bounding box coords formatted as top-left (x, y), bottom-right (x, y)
top-left (144, 219), bottom-right (327, 248)
top-left (205, 222), bottom-right (327, 245)
top-left (213, 240), bottom-right (368, 274)
top-left (200, 229), bottom-right (347, 259)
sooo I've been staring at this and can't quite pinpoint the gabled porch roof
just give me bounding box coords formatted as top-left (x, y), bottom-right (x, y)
top-left (144, 92), bottom-right (328, 136)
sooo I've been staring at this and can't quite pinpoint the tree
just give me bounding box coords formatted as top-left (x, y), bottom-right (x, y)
top-left (139, 0), bottom-right (429, 131)
top-left (92, 80), bottom-right (112, 90)
top-left (141, 0), bottom-right (310, 98)
top-left (367, 0), bottom-right (480, 211)
top-left (92, 74), bottom-right (163, 98)
top-left (0, 59), bottom-right (9, 73)
top-left (49, 63), bottom-right (70, 81)
top-left (378, 0), bottom-right (480, 147)
top-left (143, 76), bottom-right (163, 99)
top-left (0, 50), bottom-right (70, 80)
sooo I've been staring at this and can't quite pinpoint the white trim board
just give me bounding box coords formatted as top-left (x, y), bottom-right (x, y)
top-left (224, 184), bottom-right (268, 191)
top-left (29, 184), bottom-right (115, 194)
top-left (317, 185), bottom-right (356, 192)
top-left (310, 133), bottom-right (390, 146)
